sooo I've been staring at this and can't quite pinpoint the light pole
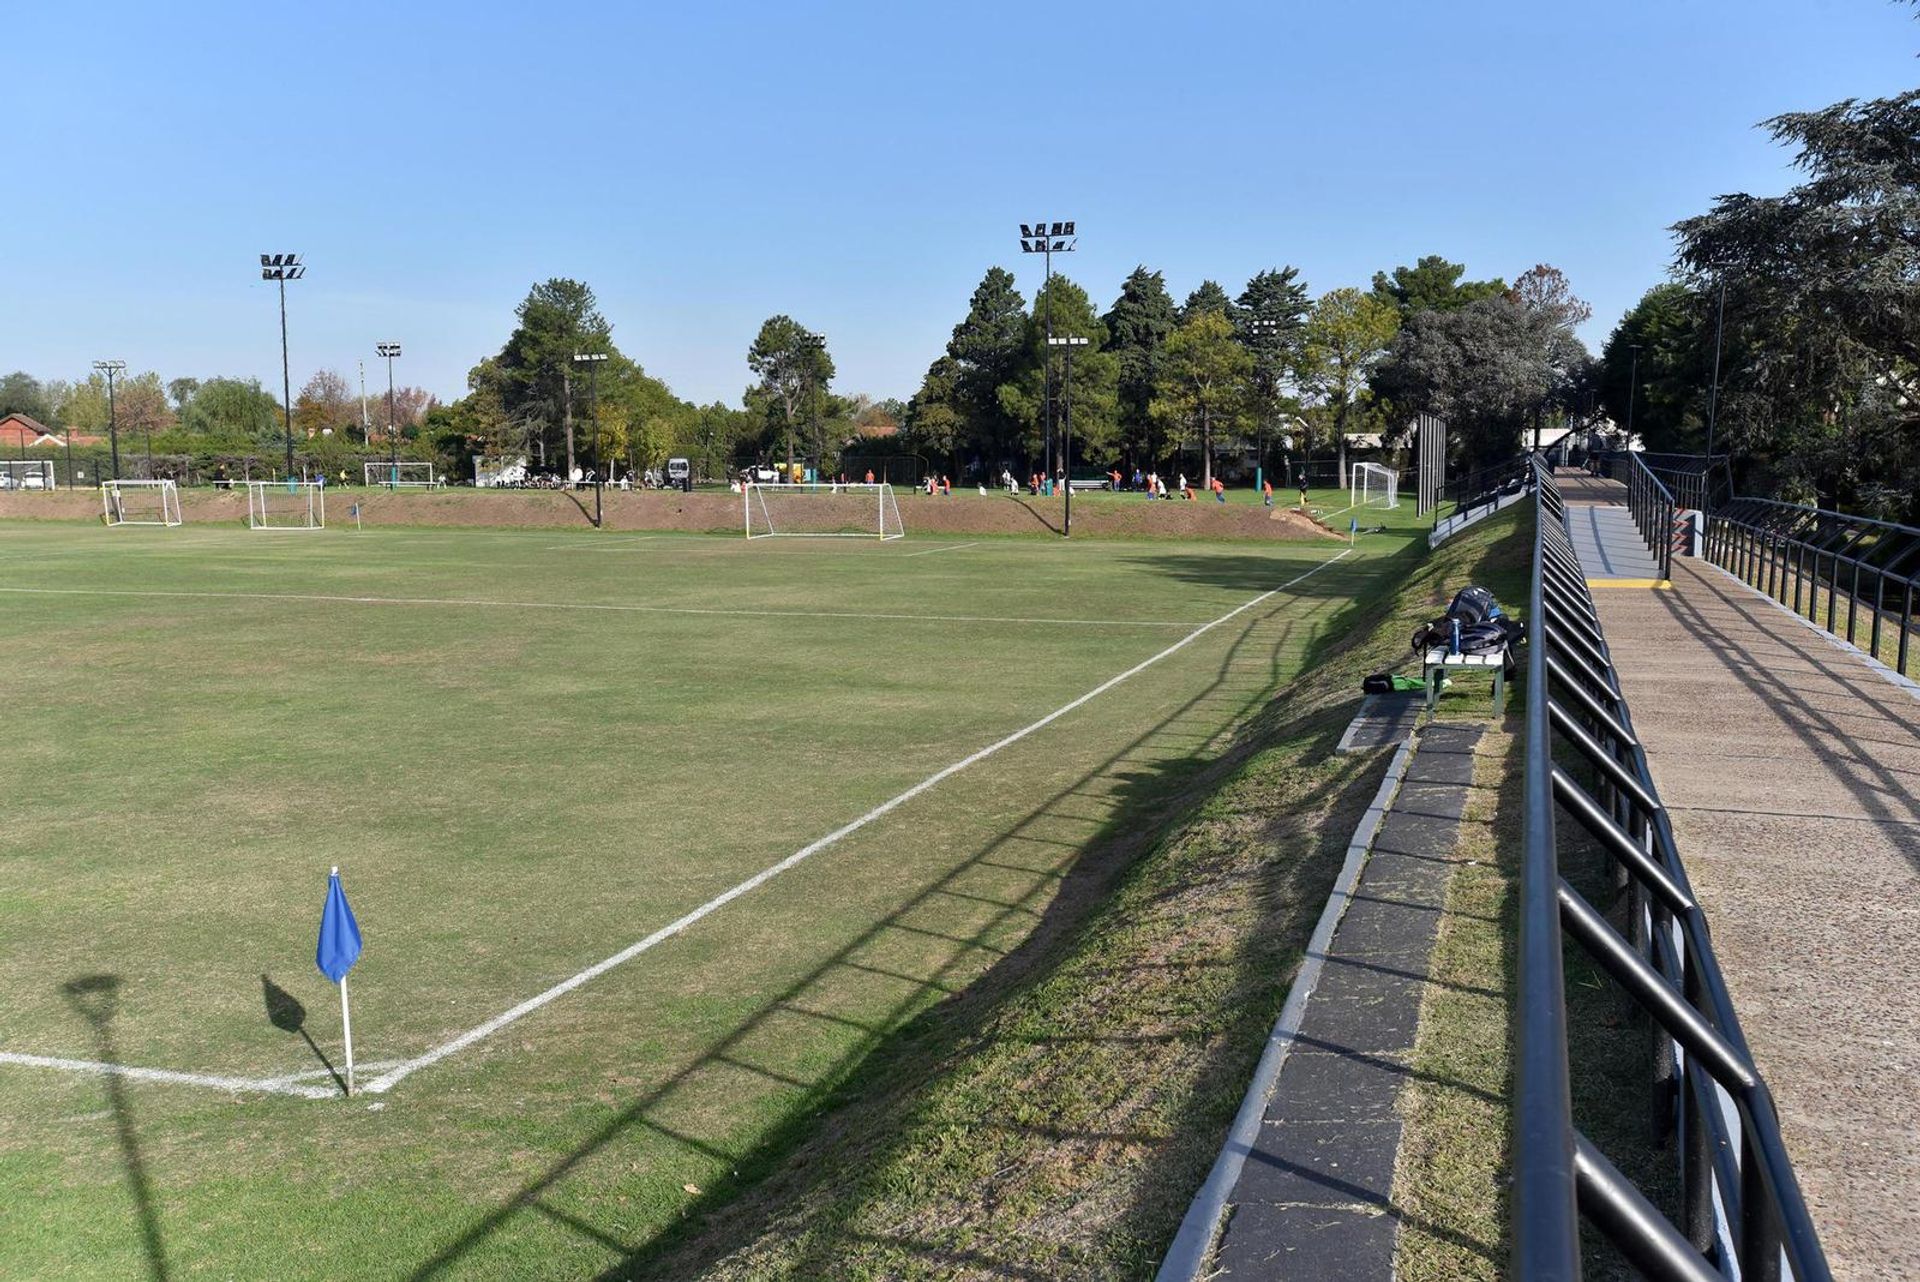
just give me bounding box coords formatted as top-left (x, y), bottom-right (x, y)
top-left (1047, 336), bottom-right (1089, 536)
top-left (573, 352), bottom-right (608, 527)
top-left (1020, 220), bottom-right (1076, 482)
top-left (260, 253), bottom-right (304, 477)
top-left (92, 360), bottom-right (126, 480)
top-left (376, 343), bottom-right (402, 488)
top-left (1625, 342), bottom-right (1642, 447)
top-left (1703, 278), bottom-right (1727, 492)
top-left (794, 331), bottom-right (825, 484)
top-left (1245, 316), bottom-right (1283, 491)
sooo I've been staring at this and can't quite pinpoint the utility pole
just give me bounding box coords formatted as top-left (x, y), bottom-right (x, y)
top-left (92, 360), bottom-right (126, 480)
top-left (573, 352), bottom-right (608, 527)
top-left (1048, 335), bottom-right (1089, 537)
top-left (1020, 221), bottom-right (1076, 481)
top-left (1625, 343), bottom-right (1642, 447)
top-left (260, 254), bottom-right (304, 478)
top-left (377, 343), bottom-right (402, 488)
top-left (358, 360), bottom-right (371, 445)
top-left (1703, 278), bottom-right (1727, 494)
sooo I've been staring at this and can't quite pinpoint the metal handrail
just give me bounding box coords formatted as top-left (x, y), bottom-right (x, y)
top-left (1624, 453), bottom-right (1677, 582)
top-left (1515, 457), bottom-right (1830, 1280)
top-left (1703, 497), bottom-right (1920, 680)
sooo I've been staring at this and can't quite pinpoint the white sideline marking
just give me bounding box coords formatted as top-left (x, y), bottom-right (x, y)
top-left (540, 535), bottom-right (673, 550)
top-left (900, 541), bottom-right (980, 558)
top-left (0, 1051), bottom-right (336, 1100)
top-left (0, 585), bottom-right (1195, 630)
top-left (0, 547), bottom-right (1356, 1101)
top-left (360, 547), bottom-right (1356, 1095)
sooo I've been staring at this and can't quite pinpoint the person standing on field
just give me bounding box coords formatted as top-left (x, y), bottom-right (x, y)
top-left (1263, 479), bottom-right (1274, 507)
top-left (865, 469), bottom-right (874, 484)
top-left (1212, 476), bottom-right (1226, 503)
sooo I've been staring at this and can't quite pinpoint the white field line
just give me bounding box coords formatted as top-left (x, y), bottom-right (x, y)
top-left (900, 541), bottom-right (980, 558)
top-left (0, 1051), bottom-right (336, 1100)
top-left (539, 535), bottom-right (674, 550)
top-left (0, 546), bottom-right (1356, 1101)
top-left (360, 547), bottom-right (1355, 1094)
top-left (0, 585), bottom-right (1196, 630)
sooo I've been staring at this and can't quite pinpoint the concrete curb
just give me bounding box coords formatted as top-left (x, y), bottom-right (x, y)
top-left (1702, 560), bottom-right (1920, 704)
top-left (1156, 731), bottom-right (1418, 1282)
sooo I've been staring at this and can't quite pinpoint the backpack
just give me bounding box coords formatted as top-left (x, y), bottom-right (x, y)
top-left (1447, 586), bottom-right (1499, 626)
top-left (1457, 620), bottom-right (1509, 655)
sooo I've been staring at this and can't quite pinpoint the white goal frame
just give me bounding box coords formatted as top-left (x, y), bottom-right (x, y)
top-left (247, 480), bottom-right (325, 531)
top-left (103, 479), bottom-right (183, 526)
top-left (744, 482), bottom-right (904, 540)
top-left (364, 461), bottom-right (437, 488)
top-left (1352, 462), bottom-right (1400, 510)
top-left (1, 459), bottom-right (57, 491)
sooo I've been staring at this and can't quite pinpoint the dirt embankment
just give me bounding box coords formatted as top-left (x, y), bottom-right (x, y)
top-left (0, 487), bottom-right (1336, 541)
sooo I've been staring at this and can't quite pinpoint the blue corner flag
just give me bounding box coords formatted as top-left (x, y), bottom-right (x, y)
top-left (316, 867), bottom-right (362, 984)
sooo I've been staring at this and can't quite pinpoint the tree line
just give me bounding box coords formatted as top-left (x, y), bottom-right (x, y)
top-left (1599, 84), bottom-right (1920, 521)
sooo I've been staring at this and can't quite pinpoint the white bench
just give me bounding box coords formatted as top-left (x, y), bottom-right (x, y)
top-left (1423, 646), bottom-right (1510, 714)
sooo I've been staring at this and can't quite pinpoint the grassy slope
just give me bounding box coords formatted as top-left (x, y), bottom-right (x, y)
top-left (622, 507), bottom-right (1535, 1281)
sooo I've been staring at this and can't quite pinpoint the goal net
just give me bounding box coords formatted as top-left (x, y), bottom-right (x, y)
top-left (103, 479), bottom-right (182, 527)
top-left (1, 459), bottom-right (56, 491)
top-left (364, 461), bottom-right (437, 488)
top-left (247, 480), bottom-right (325, 531)
top-left (1352, 462), bottom-right (1400, 510)
top-left (744, 483), bottom-right (904, 540)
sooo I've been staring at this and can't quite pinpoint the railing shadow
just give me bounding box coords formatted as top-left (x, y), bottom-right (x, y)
top-left (400, 555), bottom-right (1373, 1280)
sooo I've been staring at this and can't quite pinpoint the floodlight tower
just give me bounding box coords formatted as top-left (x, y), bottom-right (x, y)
top-left (1019, 220), bottom-right (1076, 480)
top-left (92, 360), bottom-right (126, 480)
top-left (376, 343), bottom-right (402, 487)
top-left (573, 351), bottom-right (609, 527)
top-left (1047, 335), bottom-right (1089, 537)
top-left (260, 253), bottom-right (305, 477)
top-left (1244, 316), bottom-right (1283, 492)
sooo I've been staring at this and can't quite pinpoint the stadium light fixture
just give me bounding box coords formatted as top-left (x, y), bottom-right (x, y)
top-left (1019, 220), bottom-right (1076, 483)
top-left (1046, 336), bottom-right (1091, 538)
top-left (573, 352), bottom-right (610, 527)
top-left (92, 360), bottom-right (127, 481)
top-left (376, 343), bottom-right (402, 488)
top-left (260, 253), bottom-right (304, 477)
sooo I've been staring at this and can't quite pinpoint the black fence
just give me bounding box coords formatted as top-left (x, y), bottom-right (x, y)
top-left (1704, 498), bottom-right (1920, 681)
top-left (1516, 459), bottom-right (1829, 1280)
top-left (1621, 453), bottom-right (1679, 583)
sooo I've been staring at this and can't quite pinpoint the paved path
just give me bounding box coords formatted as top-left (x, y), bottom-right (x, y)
top-left (1564, 473), bottom-right (1920, 1280)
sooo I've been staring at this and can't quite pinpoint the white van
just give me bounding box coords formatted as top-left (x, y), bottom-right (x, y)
top-left (666, 457), bottom-right (691, 492)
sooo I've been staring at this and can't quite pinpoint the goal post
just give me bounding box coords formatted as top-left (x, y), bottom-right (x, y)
top-left (1, 459), bottom-right (57, 491)
top-left (102, 479), bottom-right (183, 527)
top-left (364, 461), bottom-right (437, 488)
top-left (247, 479), bottom-right (325, 531)
top-left (743, 482), bottom-right (904, 540)
top-left (1352, 462), bottom-right (1400, 510)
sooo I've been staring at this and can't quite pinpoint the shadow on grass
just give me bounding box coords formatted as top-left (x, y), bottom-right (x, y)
top-left (261, 974), bottom-right (344, 1095)
top-left (63, 974), bottom-right (170, 1282)
top-left (403, 514), bottom-right (1534, 1281)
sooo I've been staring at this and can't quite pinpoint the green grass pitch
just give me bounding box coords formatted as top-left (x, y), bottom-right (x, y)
top-left (0, 502), bottom-right (1425, 1278)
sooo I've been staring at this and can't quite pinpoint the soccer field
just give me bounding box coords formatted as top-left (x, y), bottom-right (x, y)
top-left (0, 513), bottom-right (1416, 1278)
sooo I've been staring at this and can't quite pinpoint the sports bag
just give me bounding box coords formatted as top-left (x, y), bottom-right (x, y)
top-left (1446, 586), bottom-right (1499, 626)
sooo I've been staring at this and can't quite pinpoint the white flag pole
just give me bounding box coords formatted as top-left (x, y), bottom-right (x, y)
top-left (340, 975), bottom-right (355, 1096)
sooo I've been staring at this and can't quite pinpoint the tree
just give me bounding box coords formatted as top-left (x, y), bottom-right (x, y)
top-left (0, 372), bottom-right (53, 423)
top-left (1152, 311), bottom-right (1252, 487)
top-left (1236, 267), bottom-right (1313, 473)
top-left (1180, 279), bottom-right (1234, 324)
top-left (747, 316), bottom-right (834, 476)
top-left (1672, 89), bottom-right (1920, 516)
top-left (1596, 284), bottom-right (1709, 451)
top-left (1299, 289), bottom-right (1400, 485)
top-left (944, 267), bottom-right (1029, 470)
top-left (905, 355), bottom-right (965, 470)
top-left (1371, 296), bottom-right (1557, 468)
top-left (179, 377), bottom-right (283, 442)
top-left (1102, 267), bottom-right (1179, 468)
top-left (292, 368), bottom-right (354, 439)
top-left (496, 278), bottom-right (612, 477)
top-left (1370, 255), bottom-right (1506, 320)
top-left (167, 378), bottom-right (200, 414)
top-left (998, 275), bottom-right (1120, 470)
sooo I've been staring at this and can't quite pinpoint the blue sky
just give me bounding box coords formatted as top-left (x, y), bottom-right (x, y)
top-left (3, 1), bottom-right (1914, 409)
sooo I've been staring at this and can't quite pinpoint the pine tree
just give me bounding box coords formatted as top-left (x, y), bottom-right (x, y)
top-left (1102, 267), bottom-right (1178, 467)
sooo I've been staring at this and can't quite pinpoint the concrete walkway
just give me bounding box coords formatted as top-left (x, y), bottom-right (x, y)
top-left (1584, 550), bottom-right (1920, 1279)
